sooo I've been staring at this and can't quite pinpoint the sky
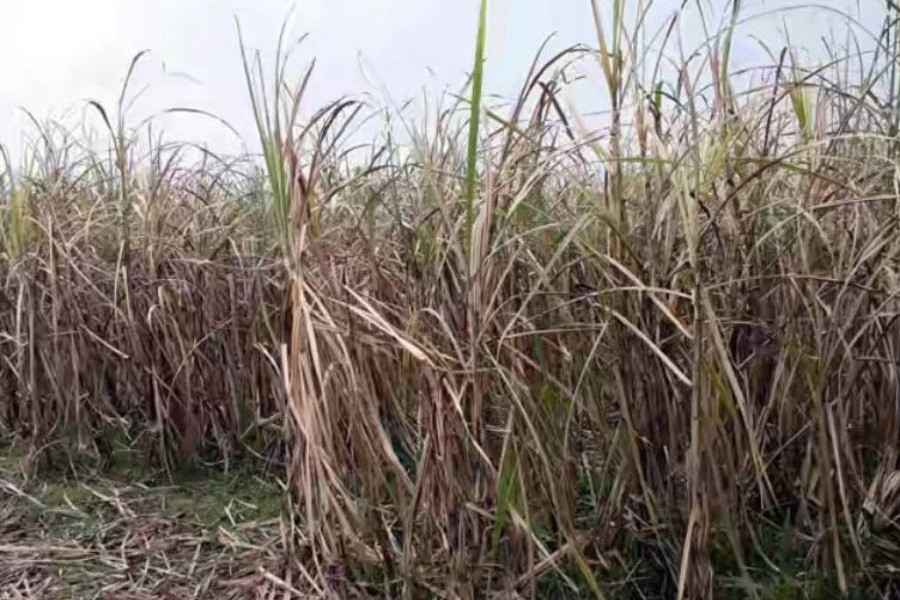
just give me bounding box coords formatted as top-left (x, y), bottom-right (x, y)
top-left (0, 0), bottom-right (887, 160)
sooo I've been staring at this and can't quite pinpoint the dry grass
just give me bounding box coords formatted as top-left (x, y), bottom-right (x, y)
top-left (0, 448), bottom-right (298, 599)
top-left (3, 1), bottom-right (900, 598)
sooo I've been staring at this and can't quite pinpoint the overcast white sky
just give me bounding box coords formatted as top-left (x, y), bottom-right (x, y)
top-left (0, 0), bottom-right (886, 160)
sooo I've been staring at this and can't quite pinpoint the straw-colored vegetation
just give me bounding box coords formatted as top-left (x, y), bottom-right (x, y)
top-left (2, 0), bottom-right (900, 598)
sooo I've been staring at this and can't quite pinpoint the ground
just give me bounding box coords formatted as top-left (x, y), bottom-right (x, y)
top-left (2, 444), bottom-right (895, 599)
top-left (0, 445), bottom-right (299, 599)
